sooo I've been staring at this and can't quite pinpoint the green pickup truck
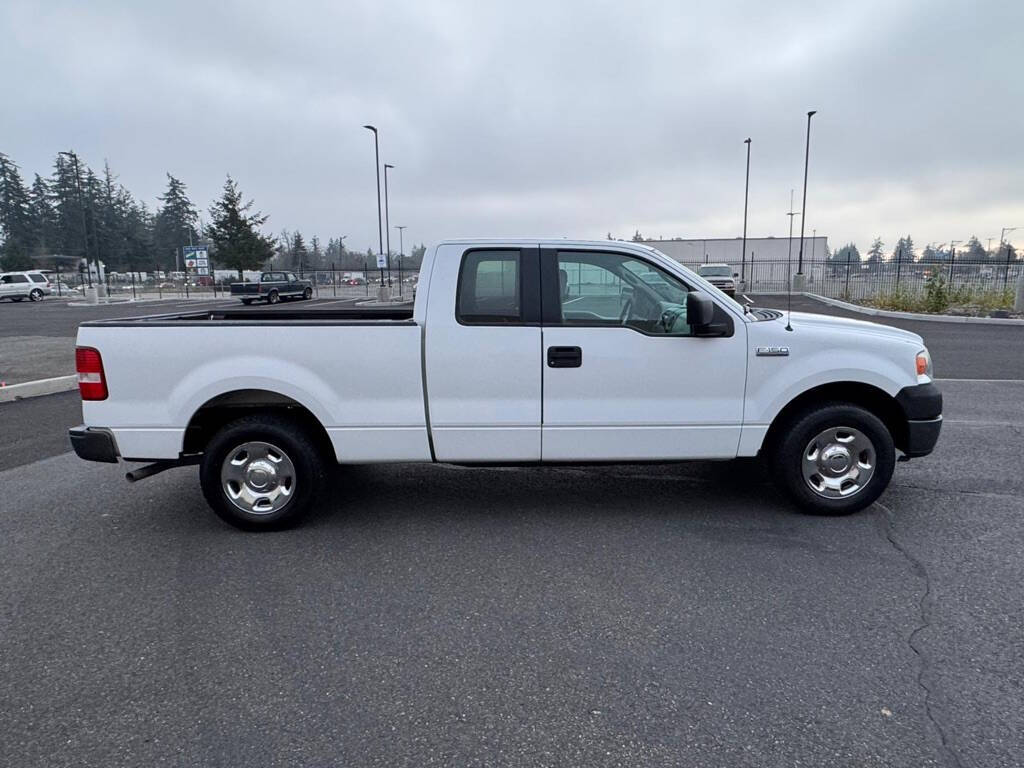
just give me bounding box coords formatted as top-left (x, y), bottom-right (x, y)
top-left (230, 271), bottom-right (313, 304)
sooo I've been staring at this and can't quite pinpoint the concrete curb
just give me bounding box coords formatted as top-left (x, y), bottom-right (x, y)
top-left (804, 293), bottom-right (1024, 325)
top-left (0, 375), bottom-right (77, 403)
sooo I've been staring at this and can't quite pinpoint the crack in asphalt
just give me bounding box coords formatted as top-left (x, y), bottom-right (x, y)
top-left (889, 480), bottom-right (1023, 502)
top-left (874, 500), bottom-right (964, 768)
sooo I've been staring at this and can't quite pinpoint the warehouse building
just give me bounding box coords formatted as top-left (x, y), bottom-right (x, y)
top-left (641, 236), bottom-right (830, 291)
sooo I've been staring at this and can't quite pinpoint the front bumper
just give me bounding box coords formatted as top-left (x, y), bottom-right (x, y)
top-left (69, 425), bottom-right (119, 463)
top-left (896, 383), bottom-right (943, 458)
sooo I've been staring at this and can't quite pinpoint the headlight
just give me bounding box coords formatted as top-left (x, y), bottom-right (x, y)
top-left (916, 348), bottom-right (933, 378)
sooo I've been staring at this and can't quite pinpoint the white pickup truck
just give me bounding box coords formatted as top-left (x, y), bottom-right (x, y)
top-left (70, 239), bottom-right (942, 530)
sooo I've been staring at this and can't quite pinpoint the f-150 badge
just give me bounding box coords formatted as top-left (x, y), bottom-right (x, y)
top-left (756, 346), bottom-right (790, 356)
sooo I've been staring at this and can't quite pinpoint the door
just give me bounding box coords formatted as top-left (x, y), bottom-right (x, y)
top-left (424, 245), bottom-right (542, 462)
top-left (541, 249), bottom-right (747, 461)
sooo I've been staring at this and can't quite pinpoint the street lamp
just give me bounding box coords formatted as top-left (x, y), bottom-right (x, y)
top-left (741, 138), bottom-right (751, 283)
top-left (786, 189), bottom-right (801, 268)
top-left (394, 225), bottom-right (406, 297)
top-left (796, 110), bottom-right (816, 279)
top-left (58, 151), bottom-right (93, 288)
top-left (384, 163), bottom-right (394, 287)
top-left (363, 125), bottom-right (384, 286)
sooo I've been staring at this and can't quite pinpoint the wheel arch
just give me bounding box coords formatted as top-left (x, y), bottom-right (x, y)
top-left (762, 381), bottom-right (907, 455)
top-left (182, 388), bottom-right (333, 458)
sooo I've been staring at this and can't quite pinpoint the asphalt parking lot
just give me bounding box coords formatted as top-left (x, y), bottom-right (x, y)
top-left (1, 297), bottom-right (1022, 766)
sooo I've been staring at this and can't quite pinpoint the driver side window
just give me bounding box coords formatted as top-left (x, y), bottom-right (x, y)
top-left (555, 251), bottom-right (693, 336)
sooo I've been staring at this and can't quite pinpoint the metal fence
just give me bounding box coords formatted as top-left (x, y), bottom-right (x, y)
top-left (679, 257), bottom-right (1022, 300)
top-left (43, 267), bottom-right (418, 302)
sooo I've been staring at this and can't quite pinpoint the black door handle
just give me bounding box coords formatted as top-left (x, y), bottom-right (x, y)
top-left (547, 346), bottom-right (582, 368)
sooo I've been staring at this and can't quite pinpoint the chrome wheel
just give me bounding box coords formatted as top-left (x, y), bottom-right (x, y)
top-left (220, 441), bottom-right (296, 515)
top-left (30, 289), bottom-right (43, 301)
top-left (801, 426), bottom-right (876, 499)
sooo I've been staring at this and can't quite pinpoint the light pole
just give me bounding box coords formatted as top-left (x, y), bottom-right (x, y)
top-left (741, 138), bottom-right (751, 283)
top-left (384, 163), bottom-right (394, 287)
top-left (58, 151), bottom-right (93, 288)
top-left (999, 227), bottom-right (1020, 288)
top-left (796, 110), bottom-right (816, 282)
top-left (786, 189), bottom-right (801, 275)
top-left (394, 225), bottom-right (406, 297)
top-left (363, 125), bottom-right (384, 286)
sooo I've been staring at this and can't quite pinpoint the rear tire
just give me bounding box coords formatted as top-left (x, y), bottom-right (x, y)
top-left (12, 296), bottom-right (24, 302)
top-left (199, 414), bottom-right (326, 531)
top-left (302, 287), bottom-right (313, 300)
top-left (267, 290), bottom-right (280, 304)
top-left (29, 289), bottom-right (44, 301)
top-left (768, 402), bottom-right (895, 516)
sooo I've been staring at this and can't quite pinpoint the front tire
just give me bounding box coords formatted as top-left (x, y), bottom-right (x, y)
top-left (769, 403), bottom-right (895, 516)
top-left (241, 298), bottom-right (253, 305)
top-left (199, 414), bottom-right (326, 530)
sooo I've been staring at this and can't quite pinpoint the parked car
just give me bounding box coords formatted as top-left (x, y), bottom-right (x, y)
top-left (697, 263), bottom-right (738, 296)
top-left (70, 238), bottom-right (941, 530)
top-left (0, 271), bottom-right (51, 301)
top-left (230, 271), bottom-right (313, 304)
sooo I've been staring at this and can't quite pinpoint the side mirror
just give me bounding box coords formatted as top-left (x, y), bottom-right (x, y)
top-left (686, 291), bottom-right (714, 328)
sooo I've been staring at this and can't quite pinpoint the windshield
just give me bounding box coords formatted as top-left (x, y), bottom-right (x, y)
top-left (698, 266), bottom-right (732, 277)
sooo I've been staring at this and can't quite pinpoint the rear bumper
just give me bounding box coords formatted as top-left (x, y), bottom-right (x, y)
top-left (69, 425), bottom-right (119, 463)
top-left (896, 383), bottom-right (943, 458)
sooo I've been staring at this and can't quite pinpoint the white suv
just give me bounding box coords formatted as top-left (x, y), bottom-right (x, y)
top-left (0, 271), bottom-right (52, 302)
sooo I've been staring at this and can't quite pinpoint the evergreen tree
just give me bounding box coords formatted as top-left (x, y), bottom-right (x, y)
top-left (206, 176), bottom-right (275, 279)
top-left (832, 243), bottom-right (860, 262)
top-left (864, 237), bottom-right (884, 273)
top-left (28, 174), bottom-right (58, 259)
top-left (291, 231), bottom-right (307, 271)
top-left (631, 230), bottom-right (644, 242)
top-left (965, 236), bottom-right (986, 262)
top-left (51, 151), bottom-right (90, 265)
top-left (0, 153), bottom-right (35, 269)
top-left (310, 235), bottom-right (323, 269)
top-left (409, 243), bottom-right (427, 269)
top-left (154, 174), bottom-right (198, 271)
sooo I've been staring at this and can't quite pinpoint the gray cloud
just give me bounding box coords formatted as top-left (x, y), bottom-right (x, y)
top-left (2, 0), bottom-right (1021, 253)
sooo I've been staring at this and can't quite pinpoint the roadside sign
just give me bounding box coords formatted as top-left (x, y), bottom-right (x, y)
top-left (376, 253), bottom-right (388, 269)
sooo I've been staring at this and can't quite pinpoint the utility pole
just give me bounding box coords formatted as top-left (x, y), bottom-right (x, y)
top-left (384, 163), bottom-right (394, 287)
top-left (394, 225), bottom-right (406, 298)
top-left (796, 110), bottom-right (816, 286)
top-left (363, 125), bottom-right (384, 287)
top-left (786, 189), bottom-right (801, 281)
top-left (741, 138), bottom-right (751, 283)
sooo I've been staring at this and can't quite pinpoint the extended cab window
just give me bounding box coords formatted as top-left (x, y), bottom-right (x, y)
top-left (457, 250), bottom-right (521, 324)
top-left (556, 251), bottom-right (694, 335)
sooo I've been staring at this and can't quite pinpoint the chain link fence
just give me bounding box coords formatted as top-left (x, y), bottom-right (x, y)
top-left (679, 257), bottom-right (1021, 302)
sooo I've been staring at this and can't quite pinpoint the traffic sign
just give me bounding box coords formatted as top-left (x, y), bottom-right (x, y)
top-left (376, 253), bottom-right (388, 269)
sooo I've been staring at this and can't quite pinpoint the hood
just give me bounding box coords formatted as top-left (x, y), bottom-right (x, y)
top-left (781, 311), bottom-right (924, 346)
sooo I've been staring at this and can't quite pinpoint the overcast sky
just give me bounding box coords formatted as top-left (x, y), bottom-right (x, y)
top-left (2, 0), bottom-right (1022, 255)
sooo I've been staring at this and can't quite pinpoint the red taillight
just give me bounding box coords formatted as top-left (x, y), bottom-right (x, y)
top-left (75, 346), bottom-right (108, 401)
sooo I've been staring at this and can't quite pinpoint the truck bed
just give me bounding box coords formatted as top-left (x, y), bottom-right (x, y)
top-left (80, 306), bottom-right (415, 327)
